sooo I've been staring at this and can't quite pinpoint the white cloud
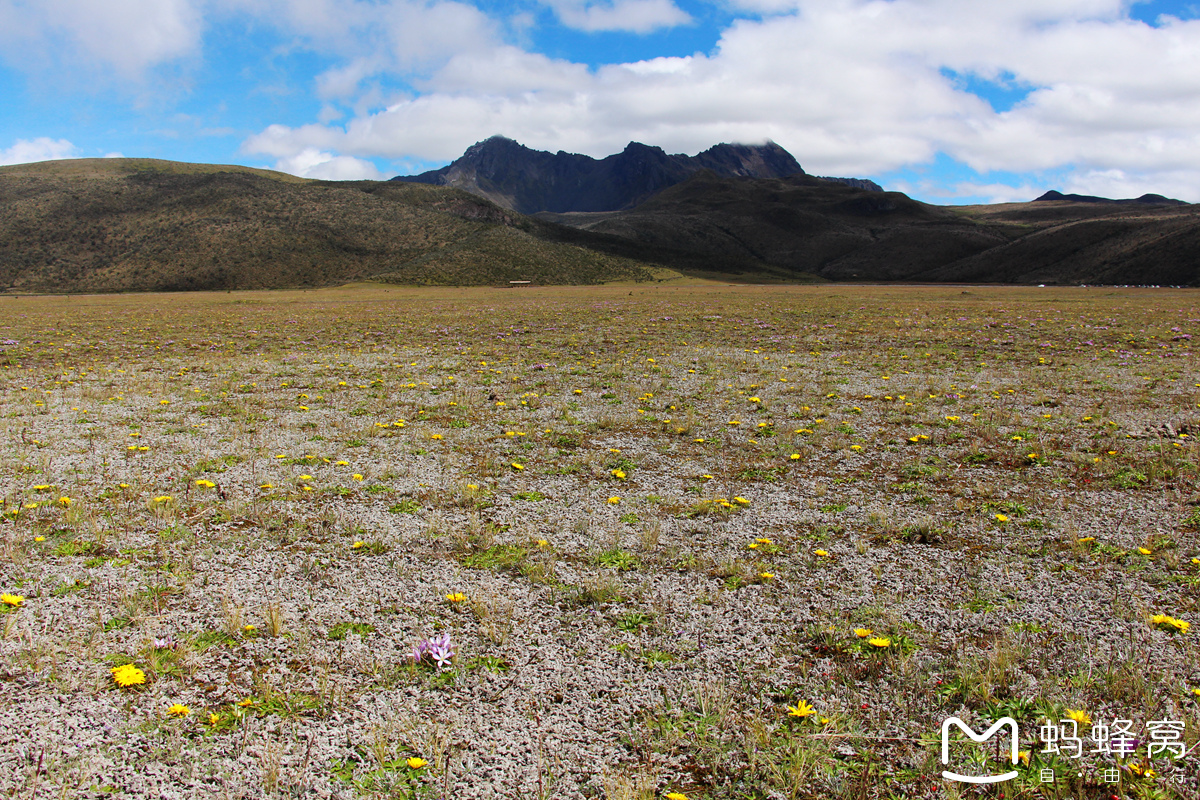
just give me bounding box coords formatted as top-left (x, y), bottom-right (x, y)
top-left (270, 147), bottom-right (384, 180)
top-left (7, 0), bottom-right (1200, 202)
top-left (0, 0), bottom-right (202, 78)
top-left (1064, 166), bottom-right (1200, 201)
top-left (241, 0), bottom-right (1200, 200)
top-left (541, 0), bottom-right (692, 33)
top-left (0, 137), bottom-right (80, 166)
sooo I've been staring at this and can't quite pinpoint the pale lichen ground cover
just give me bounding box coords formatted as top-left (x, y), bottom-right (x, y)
top-left (0, 284), bottom-right (1198, 800)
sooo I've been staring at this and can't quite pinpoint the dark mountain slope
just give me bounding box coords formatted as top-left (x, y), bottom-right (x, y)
top-left (542, 172), bottom-right (1200, 285)
top-left (1034, 189), bottom-right (1188, 206)
top-left (393, 136), bottom-right (807, 214)
top-left (541, 171), bottom-right (1012, 281)
top-left (921, 200), bottom-right (1200, 285)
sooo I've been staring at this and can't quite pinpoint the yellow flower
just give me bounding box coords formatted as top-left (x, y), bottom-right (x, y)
top-left (335, 460), bottom-right (349, 466)
top-left (733, 496), bottom-right (750, 506)
top-left (352, 541), bottom-right (366, 549)
top-left (853, 628), bottom-right (872, 638)
top-left (994, 513), bottom-right (1008, 523)
top-left (666, 794), bottom-right (688, 800)
top-left (790, 453), bottom-right (800, 460)
top-left (352, 474), bottom-right (363, 481)
top-left (814, 549), bottom-right (829, 557)
top-left (260, 483), bottom-right (274, 490)
top-left (208, 713), bottom-right (222, 725)
top-left (406, 757), bottom-right (428, 769)
top-left (167, 703), bottom-right (190, 717)
top-left (243, 625), bottom-right (256, 633)
top-left (1076, 536), bottom-right (1095, 543)
top-left (1191, 688), bottom-right (1200, 698)
top-left (759, 572), bottom-right (774, 580)
top-left (112, 664), bottom-right (146, 688)
top-left (446, 593), bottom-right (466, 603)
top-left (610, 469), bottom-right (626, 479)
top-left (1138, 547), bottom-right (1152, 555)
top-left (195, 479), bottom-right (215, 489)
top-left (786, 699), bottom-right (816, 718)
top-left (1150, 614), bottom-right (1190, 634)
top-left (299, 474), bottom-right (313, 481)
top-left (511, 462), bottom-right (524, 471)
top-left (236, 698), bottom-right (255, 708)
top-left (850, 444), bottom-right (862, 451)
top-left (536, 539), bottom-right (549, 548)
top-left (58, 497), bottom-right (72, 507)
top-left (607, 496), bottom-right (620, 504)
top-left (1064, 709), bottom-right (1091, 726)
top-left (867, 637), bottom-right (891, 648)
top-left (756, 538), bottom-right (772, 544)
top-left (1, 593), bottom-right (24, 607)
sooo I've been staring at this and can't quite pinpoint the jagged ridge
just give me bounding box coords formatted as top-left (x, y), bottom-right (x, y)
top-left (392, 136), bottom-right (809, 214)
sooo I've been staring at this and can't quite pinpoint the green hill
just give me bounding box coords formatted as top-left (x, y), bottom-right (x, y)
top-left (0, 159), bottom-right (666, 292)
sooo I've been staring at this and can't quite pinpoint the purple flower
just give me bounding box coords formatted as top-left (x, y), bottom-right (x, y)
top-left (412, 632), bottom-right (455, 670)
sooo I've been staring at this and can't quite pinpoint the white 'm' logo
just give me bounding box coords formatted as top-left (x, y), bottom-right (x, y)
top-left (940, 716), bottom-right (1019, 784)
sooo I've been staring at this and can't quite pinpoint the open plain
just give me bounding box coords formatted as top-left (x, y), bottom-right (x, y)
top-left (0, 283), bottom-right (1197, 799)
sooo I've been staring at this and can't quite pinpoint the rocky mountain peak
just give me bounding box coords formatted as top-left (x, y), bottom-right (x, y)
top-left (394, 137), bottom-right (808, 214)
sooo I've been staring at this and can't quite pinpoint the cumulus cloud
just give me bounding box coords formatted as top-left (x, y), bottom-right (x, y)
top-left (541, 0), bottom-right (692, 33)
top-left (6, 0), bottom-right (1200, 201)
top-left (269, 147), bottom-right (384, 180)
top-left (0, 137), bottom-right (80, 166)
top-left (237, 0), bottom-right (1200, 201)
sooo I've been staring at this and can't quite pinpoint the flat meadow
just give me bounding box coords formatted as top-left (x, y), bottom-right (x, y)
top-left (0, 283), bottom-right (1197, 800)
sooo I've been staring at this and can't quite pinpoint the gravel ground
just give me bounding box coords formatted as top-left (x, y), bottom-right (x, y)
top-left (0, 284), bottom-right (1198, 799)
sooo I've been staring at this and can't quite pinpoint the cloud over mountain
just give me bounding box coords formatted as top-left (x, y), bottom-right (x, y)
top-left (3, 0), bottom-right (1200, 202)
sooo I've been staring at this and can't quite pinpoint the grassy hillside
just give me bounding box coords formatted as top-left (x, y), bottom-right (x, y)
top-left (543, 172), bottom-right (1013, 282)
top-left (935, 201), bottom-right (1200, 285)
top-left (543, 172), bottom-right (1200, 285)
top-left (0, 160), bottom-right (659, 292)
top-left (6, 157), bottom-right (1192, 291)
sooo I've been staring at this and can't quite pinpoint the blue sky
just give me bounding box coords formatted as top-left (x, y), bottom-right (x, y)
top-left (3, 0), bottom-right (1200, 204)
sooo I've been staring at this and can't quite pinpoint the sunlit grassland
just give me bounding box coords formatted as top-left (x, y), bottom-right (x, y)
top-left (0, 283), bottom-right (1198, 799)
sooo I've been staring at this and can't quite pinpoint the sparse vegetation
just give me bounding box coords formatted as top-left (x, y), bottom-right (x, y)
top-left (0, 284), bottom-right (1197, 799)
